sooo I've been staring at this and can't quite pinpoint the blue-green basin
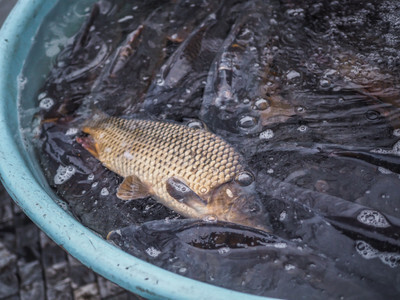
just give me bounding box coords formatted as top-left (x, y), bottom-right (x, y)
top-left (0, 1), bottom-right (272, 299)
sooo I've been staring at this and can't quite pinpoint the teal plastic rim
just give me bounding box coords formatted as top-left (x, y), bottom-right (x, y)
top-left (0, 1), bottom-right (273, 299)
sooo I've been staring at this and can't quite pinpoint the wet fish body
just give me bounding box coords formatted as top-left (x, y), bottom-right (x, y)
top-left (78, 114), bottom-right (267, 231)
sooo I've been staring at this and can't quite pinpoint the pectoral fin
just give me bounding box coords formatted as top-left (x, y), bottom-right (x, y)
top-left (76, 136), bottom-right (100, 158)
top-left (166, 177), bottom-right (207, 211)
top-left (117, 175), bottom-right (150, 201)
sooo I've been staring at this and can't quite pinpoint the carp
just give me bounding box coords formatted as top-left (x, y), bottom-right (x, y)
top-left (77, 113), bottom-right (269, 232)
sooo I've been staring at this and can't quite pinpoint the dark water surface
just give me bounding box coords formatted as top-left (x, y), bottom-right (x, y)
top-left (22, 0), bottom-right (400, 299)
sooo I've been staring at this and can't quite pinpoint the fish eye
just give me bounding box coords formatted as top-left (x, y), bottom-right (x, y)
top-left (235, 171), bottom-right (254, 186)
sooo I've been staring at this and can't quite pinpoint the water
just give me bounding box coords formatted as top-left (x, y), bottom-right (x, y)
top-left (20, 0), bottom-right (400, 298)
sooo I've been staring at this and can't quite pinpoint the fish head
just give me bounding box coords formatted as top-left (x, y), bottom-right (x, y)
top-left (208, 171), bottom-right (269, 232)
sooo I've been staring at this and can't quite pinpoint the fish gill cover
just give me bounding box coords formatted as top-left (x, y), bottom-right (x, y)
top-left (21, 0), bottom-right (400, 299)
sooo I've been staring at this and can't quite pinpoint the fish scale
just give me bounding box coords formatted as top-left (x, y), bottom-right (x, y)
top-left (82, 115), bottom-right (244, 218)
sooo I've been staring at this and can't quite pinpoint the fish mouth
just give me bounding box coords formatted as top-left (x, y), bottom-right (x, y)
top-left (226, 195), bottom-right (270, 232)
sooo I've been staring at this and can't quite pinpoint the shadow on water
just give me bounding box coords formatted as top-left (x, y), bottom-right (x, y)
top-left (20, 0), bottom-right (400, 298)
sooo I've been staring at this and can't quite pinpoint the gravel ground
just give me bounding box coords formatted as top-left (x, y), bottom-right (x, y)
top-left (0, 184), bottom-right (144, 300)
top-left (0, 1), bottom-right (143, 299)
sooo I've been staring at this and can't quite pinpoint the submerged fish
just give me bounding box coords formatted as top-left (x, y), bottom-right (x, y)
top-left (77, 113), bottom-right (269, 232)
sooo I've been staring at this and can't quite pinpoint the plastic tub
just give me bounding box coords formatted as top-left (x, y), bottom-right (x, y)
top-left (0, 1), bottom-right (271, 299)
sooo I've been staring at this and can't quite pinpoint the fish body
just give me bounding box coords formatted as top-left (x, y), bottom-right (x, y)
top-left (78, 113), bottom-right (268, 231)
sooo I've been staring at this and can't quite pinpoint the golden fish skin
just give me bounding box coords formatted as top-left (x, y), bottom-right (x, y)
top-left (79, 114), bottom-right (268, 231)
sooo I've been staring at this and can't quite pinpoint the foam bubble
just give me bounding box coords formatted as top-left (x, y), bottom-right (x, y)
top-left (287, 70), bottom-right (300, 80)
top-left (145, 247), bottom-right (161, 258)
top-left (87, 174), bottom-right (94, 181)
top-left (285, 264), bottom-right (295, 271)
top-left (203, 215), bottom-right (217, 223)
top-left (371, 140), bottom-right (400, 156)
top-left (355, 240), bottom-right (378, 259)
top-left (273, 242), bottom-right (287, 249)
top-left (187, 120), bottom-right (204, 129)
top-left (65, 128), bottom-right (78, 136)
top-left (254, 98), bottom-right (269, 110)
top-left (178, 267), bottom-right (187, 273)
top-left (393, 129), bottom-right (400, 137)
top-left (156, 78), bottom-right (165, 86)
top-left (319, 79), bottom-right (331, 88)
top-left (100, 187), bottom-right (109, 196)
top-left (259, 129), bottom-right (274, 140)
top-left (286, 8), bottom-right (304, 17)
top-left (356, 241), bottom-right (400, 268)
top-left (296, 106), bottom-right (305, 113)
top-left (297, 125), bottom-right (308, 132)
top-left (39, 97), bottom-right (54, 110)
top-left (238, 116), bottom-right (257, 129)
top-left (357, 210), bottom-right (390, 228)
top-left (279, 211), bottom-right (287, 221)
top-left (218, 247), bottom-right (230, 255)
top-left (378, 167), bottom-right (392, 174)
top-left (54, 165), bottom-right (76, 185)
top-left (379, 253), bottom-right (400, 268)
top-left (393, 140), bottom-right (400, 154)
top-left (37, 92), bottom-right (47, 100)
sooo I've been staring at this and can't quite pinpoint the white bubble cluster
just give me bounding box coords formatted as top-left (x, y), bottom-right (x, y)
top-left (356, 240), bottom-right (400, 268)
top-left (145, 247), bottom-right (161, 258)
top-left (357, 210), bottom-right (390, 228)
top-left (39, 97), bottom-right (54, 110)
top-left (54, 165), bottom-right (76, 185)
top-left (371, 140), bottom-right (400, 156)
top-left (379, 253), bottom-right (400, 268)
top-left (355, 240), bottom-right (379, 259)
top-left (259, 129), bottom-right (274, 140)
